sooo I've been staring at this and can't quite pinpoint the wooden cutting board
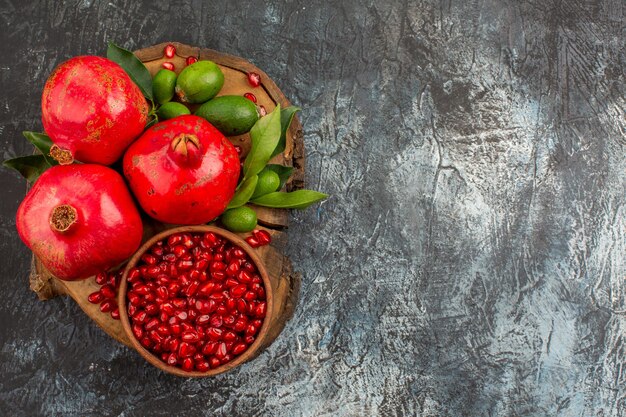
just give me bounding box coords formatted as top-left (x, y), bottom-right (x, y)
top-left (28, 42), bottom-right (304, 351)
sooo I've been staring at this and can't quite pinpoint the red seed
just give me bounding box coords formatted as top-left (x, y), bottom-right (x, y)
top-left (226, 261), bottom-right (240, 276)
top-left (175, 310), bottom-right (188, 321)
top-left (244, 92), bottom-right (257, 103)
top-left (223, 314), bottom-right (236, 327)
top-left (157, 324), bottom-right (170, 336)
top-left (255, 302), bottom-right (267, 318)
top-left (128, 305), bottom-right (137, 316)
top-left (244, 335), bottom-right (255, 344)
top-left (167, 352), bottom-right (178, 366)
top-left (207, 328), bottom-right (223, 341)
top-left (95, 271), bottom-right (108, 285)
top-left (194, 259), bottom-right (209, 271)
top-left (172, 298), bottom-right (187, 309)
top-left (182, 330), bottom-right (200, 343)
top-left (156, 286), bottom-right (169, 299)
top-left (132, 324), bottom-right (144, 339)
top-left (232, 343), bottom-right (247, 355)
top-left (196, 361), bottom-right (210, 372)
top-left (133, 310), bottom-right (148, 324)
top-left (178, 342), bottom-right (195, 358)
top-left (197, 281), bottom-right (216, 296)
top-left (245, 236), bottom-right (260, 248)
top-left (202, 341), bottom-right (218, 355)
top-left (100, 284), bottom-right (116, 299)
top-left (170, 324), bottom-right (182, 335)
top-left (215, 342), bottom-right (228, 359)
top-left (196, 314), bottom-right (211, 325)
top-left (184, 280), bottom-right (200, 297)
top-left (141, 337), bottom-right (153, 348)
top-left (88, 290), bottom-right (104, 304)
top-left (145, 303), bottom-right (159, 316)
top-left (238, 270), bottom-right (253, 284)
top-left (247, 72), bottom-right (261, 87)
top-left (244, 290), bottom-right (257, 301)
top-left (128, 292), bottom-right (141, 306)
top-left (231, 285), bottom-right (247, 298)
top-left (141, 253), bottom-right (158, 265)
top-left (224, 331), bottom-right (237, 342)
top-left (164, 44), bottom-right (176, 59)
top-left (186, 56), bottom-right (198, 66)
top-left (177, 259), bottom-right (194, 271)
top-left (168, 234), bottom-right (184, 247)
top-left (209, 315), bottom-right (223, 328)
top-left (209, 357), bottom-right (221, 369)
top-left (127, 268), bottom-right (141, 283)
top-left (234, 318), bottom-right (247, 332)
top-left (254, 229), bottom-right (272, 246)
top-left (258, 105), bottom-right (267, 117)
top-left (225, 278), bottom-right (239, 288)
top-left (110, 308), bottom-right (120, 320)
top-left (162, 62), bottom-right (175, 71)
top-left (145, 318), bottom-right (160, 331)
top-left (100, 300), bottom-right (115, 313)
top-left (226, 298), bottom-right (237, 312)
top-left (245, 324), bottom-right (258, 336)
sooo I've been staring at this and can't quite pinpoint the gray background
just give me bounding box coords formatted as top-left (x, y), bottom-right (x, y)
top-left (1, 0), bottom-right (624, 416)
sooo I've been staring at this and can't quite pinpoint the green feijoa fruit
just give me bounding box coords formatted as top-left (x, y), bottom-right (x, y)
top-left (157, 102), bottom-right (191, 120)
top-left (251, 168), bottom-right (280, 200)
top-left (220, 206), bottom-right (257, 233)
top-left (175, 60), bottom-right (224, 103)
top-left (195, 95), bottom-right (260, 136)
top-left (152, 69), bottom-right (177, 104)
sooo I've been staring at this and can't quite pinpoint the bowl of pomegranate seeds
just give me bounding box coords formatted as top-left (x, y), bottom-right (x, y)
top-left (118, 225), bottom-right (272, 376)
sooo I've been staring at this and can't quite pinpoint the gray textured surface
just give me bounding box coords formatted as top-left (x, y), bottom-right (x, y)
top-left (0, 0), bottom-right (624, 416)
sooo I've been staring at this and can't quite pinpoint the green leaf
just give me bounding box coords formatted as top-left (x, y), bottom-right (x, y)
top-left (107, 42), bottom-right (153, 101)
top-left (242, 104), bottom-right (281, 183)
top-left (3, 155), bottom-right (51, 183)
top-left (265, 164), bottom-right (294, 190)
top-left (272, 106), bottom-right (300, 158)
top-left (22, 131), bottom-right (57, 166)
top-left (251, 190), bottom-right (328, 209)
top-left (227, 175), bottom-right (258, 209)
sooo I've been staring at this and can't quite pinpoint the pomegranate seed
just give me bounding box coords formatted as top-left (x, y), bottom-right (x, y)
top-left (162, 62), bottom-right (175, 71)
top-left (247, 72), bottom-right (261, 87)
top-left (172, 298), bottom-right (186, 309)
top-left (127, 268), bottom-right (141, 283)
top-left (186, 56), bottom-right (198, 66)
top-left (145, 303), bottom-right (159, 316)
top-left (196, 315), bottom-right (211, 325)
top-left (231, 285), bottom-right (247, 298)
top-left (234, 319), bottom-right (247, 332)
top-left (211, 271), bottom-right (226, 281)
top-left (151, 245), bottom-right (165, 256)
top-left (226, 298), bottom-right (237, 312)
top-left (207, 328), bottom-right (223, 341)
top-left (164, 44), bottom-right (176, 58)
top-left (170, 324), bottom-right (182, 335)
top-left (95, 272), bottom-right (108, 285)
top-left (145, 318), bottom-right (160, 331)
top-left (184, 280), bottom-right (200, 297)
top-left (244, 92), bottom-right (257, 103)
top-left (133, 310), bottom-right (148, 324)
top-left (245, 324), bottom-right (258, 336)
top-left (99, 300), bottom-right (114, 313)
top-left (258, 105), bottom-right (267, 117)
top-left (141, 337), bottom-right (153, 348)
top-left (232, 343), bottom-right (247, 355)
top-left (132, 324), bottom-right (144, 339)
top-left (177, 259), bottom-right (194, 271)
top-left (100, 284), bottom-right (116, 299)
top-left (245, 236), bottom-right (260, 248)
top-left (257, 287), bottom-right (266, 300)
top-left (198, 281), bottom-right (216, 296)
top-left (244, 291), bottom-right (257, 301)
top-left (88, 291), bottom-right (104, 304)
top-left (225, 278), bottom-right (239, 288)
top-left (244, 335), bottom-right (255, 344)
top-left (226, 262), bottom-right (240, 276)
top-left (110, 308), bottom-right (120, 320)
top-left (182, 330), bottom-right (200, 343)
top-left (157, 324), bottom-right (170, 336)
top-left (196, 361), bottom-right (210, 372)
top-left (254, 230), bottom-right (272, 246)
top-left (128, 292), bottom-right (141, 306)
top-left (224, 331), bottom-right (237, 342)
top-left (194, 259), bottom-right (209, 271)
top-left (216, 342), bottom-right (228, 359)
top-left (128, 305), bottom-right (138, 316)
top-left (175, 310), bottom-right (188, 321)
top-left (209, 315), bottom-right (223, 328)
top-left (255, 302), bottom-right (267, 318)
top-left (141, 253), bottom-right (158, 265)
top-left (157, 286), bottom-right (169, 299)
top-left (178, 342), bottom-right (195, 358)
top-left (167, 353), bottom-right (178, 366)
top-left (182, 358), bottom-right (194, 372)
top-left (209, 357), bottom-right (221, 369)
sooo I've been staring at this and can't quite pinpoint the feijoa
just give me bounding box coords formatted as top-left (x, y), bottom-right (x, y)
top-left (157, 102), bottom-right (190, 120)
top-left (175, 60), bottom-right (224, 104)
top-left (195, 95), bottom-right (260, 136)
top-left (220, 206), bottom-right (257, 233)
top-left (251, 168), bottom-right (280, 199)
top-left (152, 69), bottom-right (177, 104)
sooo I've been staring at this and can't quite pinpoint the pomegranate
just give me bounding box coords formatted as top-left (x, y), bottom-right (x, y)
top-left (125, 231), bottom-right (267, 371)
top-left (123, 115), bottom-right (240, 225)
top-left (42, 56), bottom-right (149, 165)
top-left (16, 164), bottom-right (143, 280)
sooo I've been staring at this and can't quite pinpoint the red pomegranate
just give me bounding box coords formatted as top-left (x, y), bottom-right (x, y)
top-left (16, 164), bottom-right (144, 281)
top-left (42, 56), bottom-right (149, 165)
top-left (123, 115), bottom-right (240, 225)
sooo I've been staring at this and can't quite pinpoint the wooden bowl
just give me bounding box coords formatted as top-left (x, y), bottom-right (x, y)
top-left (118, 225), bottom-right (274, 377)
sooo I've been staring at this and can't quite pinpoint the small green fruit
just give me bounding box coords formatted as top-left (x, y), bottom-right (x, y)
top-left (152, 69), bottom-right (177, 104)
top-left (157, 102), bottom-right (191, 120)
top-left (251, 169), bottom-right (280, 200)
top-left (220, 206), bottom-right (257, 233)
top-left (175, 60), bottom-right (224, 104)
top-left (195, 95), bottom-right (259, 136)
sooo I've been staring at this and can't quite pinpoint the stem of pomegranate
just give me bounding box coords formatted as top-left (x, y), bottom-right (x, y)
top-left (49, 145), bottom-right (74, 165)
top-left (170, 134), bottom-right (201, 166)
top-left (49, 204), bottom-right (77, 233)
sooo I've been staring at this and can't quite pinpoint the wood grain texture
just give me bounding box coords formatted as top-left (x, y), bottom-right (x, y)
top-left (0, 0), bottom-right (624, 416)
